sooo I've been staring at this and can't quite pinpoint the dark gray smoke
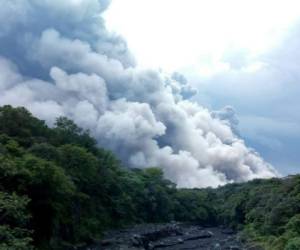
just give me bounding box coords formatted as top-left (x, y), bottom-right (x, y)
top-left (0, 0), bottom-right (278, 187)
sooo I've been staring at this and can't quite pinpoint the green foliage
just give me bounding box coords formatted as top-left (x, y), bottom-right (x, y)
top-left (0, 106), bottom-right (203, 248)
top-left (285, 237), bottom-right (300, 250)
top-left (174, 189), bottom-right (212, 223)
top-left (0, 105), bottom-right (49, 147)
top-left (213, 177), bottom-right (300, 249)
top-left (0, 192), bottom-right (32, 250)
top-left (52, 116), bottom-right (97, 151)
top-left (1, 105), bottom-right (300, 250)
top-left (286, 215), bottom-right (300, 235)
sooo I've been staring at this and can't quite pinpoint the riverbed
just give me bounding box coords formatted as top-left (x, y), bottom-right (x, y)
top-left (86, 223), bottom-right (262, 250)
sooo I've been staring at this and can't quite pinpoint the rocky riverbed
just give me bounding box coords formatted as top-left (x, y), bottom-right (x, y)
top-left (85, 223), bottom-right (263, 250)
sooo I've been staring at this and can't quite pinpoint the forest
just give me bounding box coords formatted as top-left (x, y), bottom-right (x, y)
top-left (1, 105), bottom-right (300, 250)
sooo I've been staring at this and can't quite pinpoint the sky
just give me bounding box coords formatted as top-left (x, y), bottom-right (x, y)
top-left (0, 0), bottom-right (294, 187)
top-left (105, 0), bottom-right (300, 175)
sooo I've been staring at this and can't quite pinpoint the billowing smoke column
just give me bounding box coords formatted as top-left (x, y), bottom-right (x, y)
top-left (0, 0), bottom-right (278, 187)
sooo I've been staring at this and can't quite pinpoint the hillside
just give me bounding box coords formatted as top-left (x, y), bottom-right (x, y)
top-left (0, 105), bottom-right (300, 250)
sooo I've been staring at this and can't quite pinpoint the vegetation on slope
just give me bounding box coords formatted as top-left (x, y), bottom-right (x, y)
top-left (0, 105), bottom-right (299, 250)
top-left (215, 177), bottom-right (300, 249)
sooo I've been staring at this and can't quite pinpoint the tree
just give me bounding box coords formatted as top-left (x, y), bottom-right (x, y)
top-left (0, 192), bottom-right (32, 250)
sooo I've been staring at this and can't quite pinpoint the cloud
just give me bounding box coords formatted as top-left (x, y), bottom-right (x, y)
top-left (0, 0), bottom-right (278, 187)
top-left (186, 18), bottom-right (300, 176)
top-left (212, 106), bottom-right (239, 135)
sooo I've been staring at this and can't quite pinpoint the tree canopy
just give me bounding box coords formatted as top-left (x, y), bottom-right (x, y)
top-left (0, 105), bottom-right (299, 250)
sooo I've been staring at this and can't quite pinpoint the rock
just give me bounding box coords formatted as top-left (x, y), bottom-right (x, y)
top-left (179, 245), bottom-right (203, 250)
top-left (86, 224), bottom-right (246, 250)
top-left (116, 244), bottom-right (142, 250)
top-left (245, 245), bottom-right (265, 250)
top-left (229, 246), bottom-right (240, 250)
top-left (214, 242), bottom-right (221, 249)
top-left (101, 239), bottom-right (115, 246)
top-left (150, 237), bottom-right (185, 248)
top-left (177, 238), bottom-right (184, 244)
top-left (147, 242), bottom-right (155, 250)
top-left (183, 230), bottom-right (214, 241)
top-left (222, 229), bottom-right (235, 235)
top-left (131, 234), bottom-right (144, 247)
top-left (142, 224), bottom-right (183, 242)
top-left (84, 245), bottom-right (102, 250)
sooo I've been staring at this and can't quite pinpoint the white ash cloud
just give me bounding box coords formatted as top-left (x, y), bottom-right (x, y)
top-left (0, 0), bottom-right (278, 187)
top-left (212, 106), bottom-right (240, 135)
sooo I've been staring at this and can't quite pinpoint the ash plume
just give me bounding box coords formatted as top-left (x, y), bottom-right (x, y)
top-left (0, 0), bottom-right (278, 187)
